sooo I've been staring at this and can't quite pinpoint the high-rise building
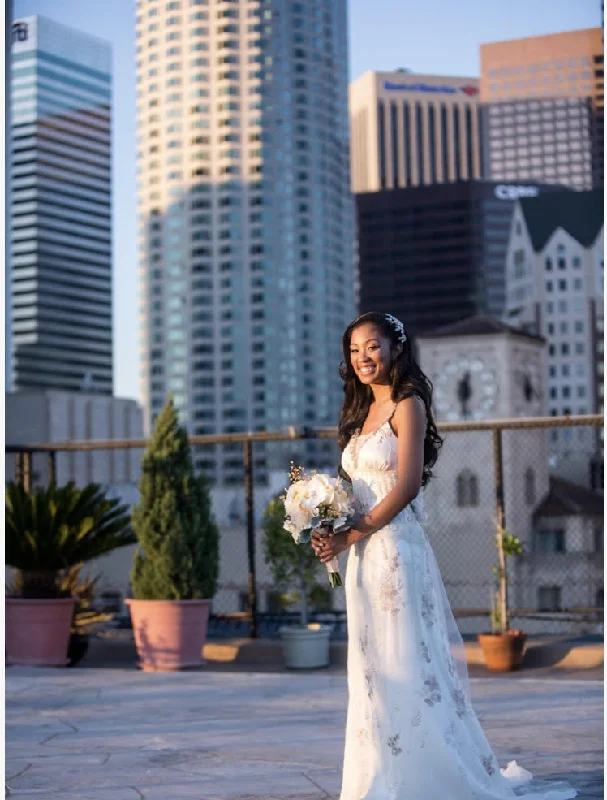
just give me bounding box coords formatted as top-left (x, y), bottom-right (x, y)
top-left (356, 180), bottom-right (570, 336)
top-left (505, 189), bottom-right (604, 485)
top-left (349, 70), bottom-right (483, 193)
top-left (10, 16), bottom-right (113, 394)
top-left (480, 29), bottom-right (604, 189)
top-left (6, 0), bottom-right (14, 391)
top-left (136, 0), bottom-right (354, 485)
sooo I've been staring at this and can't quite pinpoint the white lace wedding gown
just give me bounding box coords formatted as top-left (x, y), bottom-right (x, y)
top-left (339, 418), bottom-right (578, 800)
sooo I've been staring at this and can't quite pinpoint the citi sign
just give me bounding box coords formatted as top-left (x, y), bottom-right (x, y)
top-left (383, 80), bottom-right (479, 97)
top-left (494, 185), bottom-right (540, 200)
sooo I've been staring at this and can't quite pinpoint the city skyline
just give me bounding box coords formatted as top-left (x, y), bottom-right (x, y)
top-left (12, 0), bottom-right (602, 402)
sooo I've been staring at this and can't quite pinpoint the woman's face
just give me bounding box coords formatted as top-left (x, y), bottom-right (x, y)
top-left (349, 323), bottom-right (393, 386)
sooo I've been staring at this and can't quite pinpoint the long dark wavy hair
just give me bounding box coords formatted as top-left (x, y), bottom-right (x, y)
top-left (338, 311), bottom-right (443, 487)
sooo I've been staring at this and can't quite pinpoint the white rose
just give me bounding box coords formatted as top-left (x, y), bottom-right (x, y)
top-left (299, 475), bottom-right (331, 512)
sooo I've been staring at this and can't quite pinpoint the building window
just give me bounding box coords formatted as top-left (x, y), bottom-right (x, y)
top-left (390, 102), bottom-right (399, 187)
top-left (456, 470), bottom-right (479, 507)
top-left (415, 102), bottom-right (424, 183)
top-left (428, 104), bottom-right (437, 183)
top-left (465, 105), bottom-right (473, 178)
top-left (440, 104), bottom-right (448, 181)
top-left (537, 529), bottom-right (565, 553)
top-left (537, 586), bottom-right (562, 611)
top-left (524, 468), bottom-right (536, 505)
top-left (453, 104), bottom-right (461, 180)
top-left (404, 102), bottom-right (412, 186)
top-left (378, 100), bottom-right (386, 189)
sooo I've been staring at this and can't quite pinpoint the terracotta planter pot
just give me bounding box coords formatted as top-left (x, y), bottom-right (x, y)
top-left (6, 598), bottom-right (77, 666)
top-left (478, 630), bottom-right (527, 672)
top-left (67, 632), bottom-right (89, 667)
top-left (126, 599), bottom-right (212, 672)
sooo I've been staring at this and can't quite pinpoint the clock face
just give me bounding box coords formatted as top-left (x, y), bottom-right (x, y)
top-left (512, 353), bottom-right (543, 416)
top-left (433, 356), bottom-right (498, 421)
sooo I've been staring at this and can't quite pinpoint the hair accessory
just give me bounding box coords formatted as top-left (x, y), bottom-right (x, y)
top-left (385, 313), bottom-right (407, 343)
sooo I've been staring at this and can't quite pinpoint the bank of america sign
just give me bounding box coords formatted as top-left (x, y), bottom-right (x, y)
top-left (383, 81), bottom-right (479, 97)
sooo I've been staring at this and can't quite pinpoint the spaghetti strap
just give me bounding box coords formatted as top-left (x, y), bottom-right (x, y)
top-left (387, 402), bottom-right (398, 434)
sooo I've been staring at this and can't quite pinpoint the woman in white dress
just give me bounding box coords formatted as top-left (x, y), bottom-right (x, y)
top-left (311, 312), bottom-right (577, 800)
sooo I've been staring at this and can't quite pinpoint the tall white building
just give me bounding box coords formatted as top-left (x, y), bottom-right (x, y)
top-left (136, 0), bottom-right (355, 485)
top-left (10, 16), bottom-right (113, 394)
top-left (504, 189), bottom-right (604, 485)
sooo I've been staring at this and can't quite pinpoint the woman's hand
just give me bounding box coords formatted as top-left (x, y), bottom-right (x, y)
top-left (311, 529), bottom-right (355, 564)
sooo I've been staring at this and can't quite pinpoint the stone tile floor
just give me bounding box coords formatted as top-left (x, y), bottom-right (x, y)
top-left (5, 668), bottom-right (603, 800)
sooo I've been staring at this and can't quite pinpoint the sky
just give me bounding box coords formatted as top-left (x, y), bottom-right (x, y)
top-left (13, 0), bottom-right (602, 402)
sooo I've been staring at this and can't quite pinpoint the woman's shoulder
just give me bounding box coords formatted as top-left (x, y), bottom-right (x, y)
top-left (392, 394), bottom-right (427, 428)
top-left (394, 393), bottom-right (426, 414)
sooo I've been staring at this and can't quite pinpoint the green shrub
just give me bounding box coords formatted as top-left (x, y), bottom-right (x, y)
top-left (130, 396), bottom-right (219, 600)
top-left (261, 495), bottom-right (328, 626)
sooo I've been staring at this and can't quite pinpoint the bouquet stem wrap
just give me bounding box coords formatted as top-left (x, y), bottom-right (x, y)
top-left (318, 524), bottom-right (343, 588)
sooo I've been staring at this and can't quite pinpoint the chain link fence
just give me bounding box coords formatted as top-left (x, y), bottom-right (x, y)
top-left (6, 415), bottom-right (603, 637)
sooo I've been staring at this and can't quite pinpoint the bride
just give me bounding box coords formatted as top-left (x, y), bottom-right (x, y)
top-left (311, 312), bottom-right (577, 800)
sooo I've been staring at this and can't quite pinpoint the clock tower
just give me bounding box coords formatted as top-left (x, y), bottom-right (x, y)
top-left (417, 315), bottom-right (546, 423)
top-left (415, 315), bottom-right (549, 633)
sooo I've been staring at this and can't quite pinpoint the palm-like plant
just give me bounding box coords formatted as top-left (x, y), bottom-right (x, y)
top-left (6, 482), bottom-right (135, 598)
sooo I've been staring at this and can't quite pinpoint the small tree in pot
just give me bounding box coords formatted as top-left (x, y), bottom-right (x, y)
top-left (5, 481), bottom-right (134, 666)
top-left (127, 396), bottom-right (219, 671)
top-left (478, 512), bottom-right (525, 672)
top-left (262, 496), bottom-right (333, 669)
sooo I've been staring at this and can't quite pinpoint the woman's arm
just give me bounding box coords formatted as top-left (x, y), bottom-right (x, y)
top-left (346, 394), bottom-right (426, 544)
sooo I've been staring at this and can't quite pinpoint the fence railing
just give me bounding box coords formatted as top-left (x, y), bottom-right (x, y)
top-left (6, 414), bottom-right (604, 638)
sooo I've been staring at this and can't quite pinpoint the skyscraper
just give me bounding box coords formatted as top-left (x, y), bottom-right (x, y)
top-left (6, 0), bottom-right (14, 391)
top-left (356, 180), bottom-right (570, 336)
top-left (136, 0), bottom-right (354, 485)
top-left (349, 70), bottom-right (483, 193)
top-left (480, 28), bottom-right (604, 190)
top-left (10, 16), bottom-right (113, 394)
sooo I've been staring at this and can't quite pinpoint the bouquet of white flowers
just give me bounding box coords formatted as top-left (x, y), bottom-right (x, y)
top-left (282, 463), bottom-right (355, 588)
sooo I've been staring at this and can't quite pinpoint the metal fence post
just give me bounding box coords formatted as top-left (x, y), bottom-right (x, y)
top-left (23, 451), bottom-right (32, 493)
top-left (243, 439), bottom-right (257, 638)
top-left (48, 451), bottom-right (57, 485)
top-left (492, 427), bottom-right (507, 629)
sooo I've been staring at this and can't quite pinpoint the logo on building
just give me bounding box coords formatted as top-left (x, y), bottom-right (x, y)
top-left (494, 185), bottom-right (540, 201)
top-left (12, 22), bottom-right (29, 43)
top-left (383, 80), bottom-right (479, 97)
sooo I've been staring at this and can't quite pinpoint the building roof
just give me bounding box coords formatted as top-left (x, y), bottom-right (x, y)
top-left (519, 188), bottom-right (604, 252)
top-left (533, 476), bottom-right (604, 519)
top-left (418, 314), bottom-right (544, 343)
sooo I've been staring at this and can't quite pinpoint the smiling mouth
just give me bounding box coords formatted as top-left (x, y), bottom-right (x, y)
top-left (359, 366), bottom-right (376, 376)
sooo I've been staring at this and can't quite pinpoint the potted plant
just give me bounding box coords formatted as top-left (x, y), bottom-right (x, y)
top-left (478, 512), bottom-right (526, 672)
top-left (5, 481), bottom-right (134, 667)
top-left (262, 496), bottom-right (333, 669)
top-left (126, 396), bottom-right (219, 672)
top-left (57, 565), bottom-right (112, 667)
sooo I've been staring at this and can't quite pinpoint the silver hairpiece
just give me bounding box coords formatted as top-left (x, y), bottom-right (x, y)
top-left (385, 313), bottom-right (407, 343)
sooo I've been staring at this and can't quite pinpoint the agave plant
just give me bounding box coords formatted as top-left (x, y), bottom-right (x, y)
top-left (6, 482), bottom-right (135, 598)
